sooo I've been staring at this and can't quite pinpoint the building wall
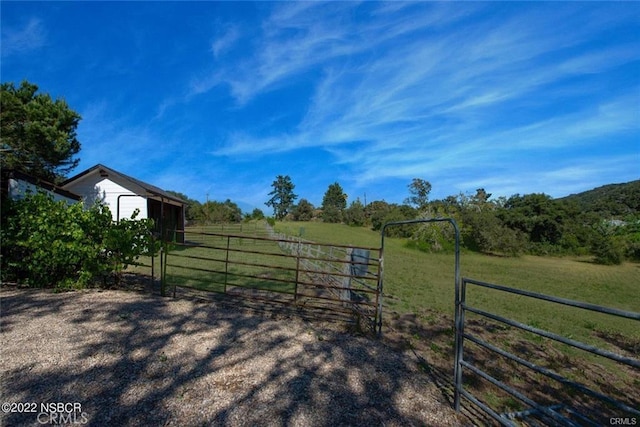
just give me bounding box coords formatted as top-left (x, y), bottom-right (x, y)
top-left (64, 175), bottom-right (148, 221)
top-left (7, 178), bottom-right (79, 205)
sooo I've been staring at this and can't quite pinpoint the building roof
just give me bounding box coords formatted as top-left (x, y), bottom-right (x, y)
top-left (62, 164), bottom-right (187, 206)
top-left (2, 169), bottom-right (82, 201)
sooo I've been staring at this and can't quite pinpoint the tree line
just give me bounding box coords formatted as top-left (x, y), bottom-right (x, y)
top-left (260, 175), bottom-right (640, 265)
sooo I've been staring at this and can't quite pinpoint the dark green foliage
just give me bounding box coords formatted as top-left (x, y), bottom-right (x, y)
top-left (412, 181), bottom-right (640, 260)
top-left (245, 208), bottom-right (265, 221)
top-left (195, 199), bottom-right (242, 224)
top-left (1, 81), bottom-right (81, 182)
top-left (366, 200), bottom-right (392, 231)
top-left (379, 204), bottom-right (418, 237)
top-left (321, 182), bottom-right (347, 223)
top-left (265, 175), bottom-right (297, 220)
top-left (591, 228), bottom-right (625, 265)
top-left (292, 199), bottom-right (314, 221)
top-left (1, 192), bottom-right (156, 289)
top-left (560, 180), bottom-right (640, 218)
top-left (404, 178), bottom-right (432, 209)
top-left (2, 193), bottom-right (110, 288)
top-left (462, 209), bottom-right (526, 256)
top-left (500, 194), bottom-right (564, 247)
top-left (344, 198), bottom-right (366, 226)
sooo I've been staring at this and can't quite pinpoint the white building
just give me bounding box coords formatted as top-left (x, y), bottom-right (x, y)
top-left (1, 170), bottom-right (81, 205)
top-left (62, 164), bottom-right (186, 241)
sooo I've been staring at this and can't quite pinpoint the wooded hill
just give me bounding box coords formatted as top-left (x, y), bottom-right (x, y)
top-left (560, 180), bottom-right (640, 218)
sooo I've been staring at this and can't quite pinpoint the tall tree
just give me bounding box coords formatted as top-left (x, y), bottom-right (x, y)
top-left (321, 182), bottom-right (347, 223)
top-left (265, 175), bottom-right (297, 220)
top-left (405, 178), bottom-right (432, 210)
top-left (1, 81), bottom-right (81, 182)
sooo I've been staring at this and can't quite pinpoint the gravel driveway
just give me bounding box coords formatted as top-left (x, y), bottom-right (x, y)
top-left (0, 287), bottom-right (460, 426)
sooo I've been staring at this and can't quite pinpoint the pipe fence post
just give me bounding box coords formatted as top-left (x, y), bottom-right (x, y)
top-left (224, 235), bottom-right (231, 293)
top-left (294, 240), bottom-right (301, 302)
top-left (341, 248), bottom-right (353, 307)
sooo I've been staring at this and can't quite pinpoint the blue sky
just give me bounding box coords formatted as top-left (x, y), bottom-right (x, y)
top-left (2, 1), bottom-right (639, 212)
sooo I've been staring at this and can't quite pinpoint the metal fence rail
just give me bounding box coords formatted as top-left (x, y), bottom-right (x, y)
top-left (161, 228), bottom-right (382, 331)
top-left (455, 277), bottom-right (640, 426)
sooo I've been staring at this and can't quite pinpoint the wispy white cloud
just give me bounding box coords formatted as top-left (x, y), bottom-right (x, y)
top-left (21, 1), bottom-right (633, 206)
top-left (205, 2), bottom-right (638, 192)
top-left (211, 25), bottom-right (239, 59)
top-left (1, 17), bottom-right (46, 57)
top-left (76, 101), bottom-right (170, 172)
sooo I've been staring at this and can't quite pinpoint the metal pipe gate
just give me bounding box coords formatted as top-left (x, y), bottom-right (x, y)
top-left (455, 277), bottom-right (640, 425)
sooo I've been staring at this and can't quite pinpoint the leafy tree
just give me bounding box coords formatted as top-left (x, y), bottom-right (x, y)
top-left (591, 223), bottom-right (624, 265)
top-left (499, 193), bottom-right (565, 251)
top-left (245, 208), bottom-right (265, 221)
top-left (321, 182), bottom-right (347, 223)
top-left (292, 198), bottom-right (314, 221)
top-left (405, 178), bottom-right (432, 210)
top-left (265, 175), bottom-right (297, 220)
top-left (344, 198), bottom-right (366, 226)
top-left (461, 209), bottom-right (525, 256)
top-left (1, 81), bottom-right (81, 182)
top-left (104, 209), bottom-right (158, 284)
top-left (378, 204), bottom-right (417, 237)
top-left (367, 200), bottom-right (392, 231)
top-left (196, 199), bottom-right (242, 223)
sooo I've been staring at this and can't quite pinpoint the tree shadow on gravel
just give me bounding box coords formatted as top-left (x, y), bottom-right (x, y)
top-left (384, 309), bottom-right (640, 427)
top-left (0, 285), bottom-right (461, 426)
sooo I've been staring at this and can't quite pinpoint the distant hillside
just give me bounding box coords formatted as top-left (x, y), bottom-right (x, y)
top-left (560, 180), bottom-right (640, 218)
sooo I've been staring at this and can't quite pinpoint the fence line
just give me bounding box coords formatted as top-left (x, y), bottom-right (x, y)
top-left (266, 225), bottom-right (381, 319)
top-left (162, 227), bottom-right (382, 331)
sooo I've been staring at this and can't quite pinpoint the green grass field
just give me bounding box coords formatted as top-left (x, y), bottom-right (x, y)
top-left (164, 228), bottom-right (297, 295)
top-left (275, 221), bottom-right (640, 346)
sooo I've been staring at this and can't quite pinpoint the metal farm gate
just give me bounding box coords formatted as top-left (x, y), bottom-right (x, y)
top-left (454, 278), bottom-right (639, 426)
top-left (159, 228), bottom-right (382, 331)
top-left (380, 218), bottom-right (639, 426)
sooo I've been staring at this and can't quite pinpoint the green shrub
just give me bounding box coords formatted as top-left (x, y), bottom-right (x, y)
top-left (1, 192), bottom-right (157, 288)
top-left (591, 235), bottom-right (624, 265)
top-left (103, 209), bottom-right (158, 284)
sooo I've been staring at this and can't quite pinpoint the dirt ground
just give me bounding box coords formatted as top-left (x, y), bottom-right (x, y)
top-left (0, 284), bottom-right (464, 427)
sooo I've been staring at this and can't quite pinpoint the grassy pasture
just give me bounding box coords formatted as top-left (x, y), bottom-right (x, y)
top-left (275, 221), bottom-right (639, 346)
top-left (162, 225), bottom-right (297, 295)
